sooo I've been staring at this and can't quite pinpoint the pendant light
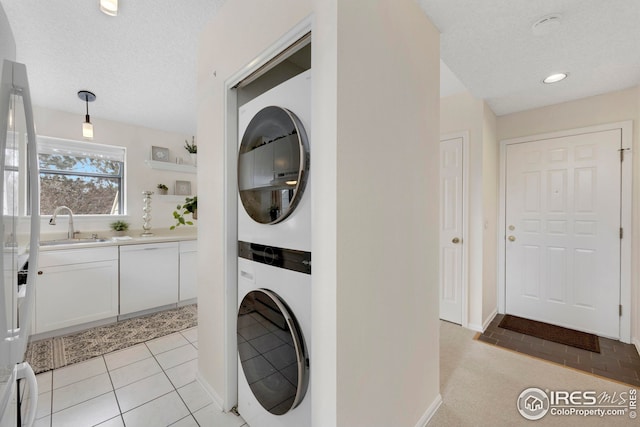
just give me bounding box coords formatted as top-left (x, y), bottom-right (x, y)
top-left (78, 90), bottom-right (96, 140)
top-left (100, 0), bottom-right (118, 16)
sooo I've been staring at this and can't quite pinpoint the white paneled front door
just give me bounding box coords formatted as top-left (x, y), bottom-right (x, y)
top-left (505, 129), bottom-right (622, 338)
top-left (439, 136), bottom-right (464, 324)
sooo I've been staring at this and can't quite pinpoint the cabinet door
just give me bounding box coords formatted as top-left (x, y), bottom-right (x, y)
top-left (253, 143), bottom-right (274, 188)
top-left (179, 241), bottom-right (197, 301)
top-left (35, 260), bottom-right (119, 334)
top-left (120, 243), bottom-right (179, 315)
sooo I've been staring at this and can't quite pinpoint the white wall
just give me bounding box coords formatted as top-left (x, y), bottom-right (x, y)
top-left (33, 106), bottom-right (197, 235)
top-left (497, 86), bottom-right (640, 348)
top-left (0, 3), bottom-right (16, 65)
top-left (197, 0), bottom-right (442, 425)
top-left (482, 105), bottom-right (498, 323)
top-left (637, 86), bottom-right (640, 350)
top-left (316, 1), bottom-right (441, 425)
top-left (631, 86), bottom-right (640, 352)
top-left (440, 91), bottom-right (498, 330)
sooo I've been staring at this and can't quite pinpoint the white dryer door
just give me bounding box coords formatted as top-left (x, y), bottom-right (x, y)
top-left (238, 106), bottom-right (309, 225)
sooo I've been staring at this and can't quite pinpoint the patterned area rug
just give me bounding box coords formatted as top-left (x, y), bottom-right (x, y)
top-left (25, 304), bottom-right (197, 374)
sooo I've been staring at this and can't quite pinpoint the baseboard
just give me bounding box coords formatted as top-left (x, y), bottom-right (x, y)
top-left (177, 298), bottom-right (197, 307)
top-left (633, 337), bottom-right (640, 355)
top-left (482, 309), bottom-right (498, 331)
top-left (196, 371), bottom-right (225, 411)
top-left (118, 303), bottom-right (177, 321)
top-left (414, 394), bottom-right (443, 427)
top-left (466, 322), bottom-right (484, 333)
top-left (466, 309), bottom-right (498, 333)
top-left (30, 316), bottom-right (118, 341)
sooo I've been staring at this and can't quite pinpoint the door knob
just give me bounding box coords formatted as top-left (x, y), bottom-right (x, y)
top-left (452, 237), bottom-right (460, 244)
top-left (508, 235), bottom-right (516, 242)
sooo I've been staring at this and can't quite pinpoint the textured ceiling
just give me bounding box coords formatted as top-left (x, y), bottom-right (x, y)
top-left (421, 0), bottom-right (640, 115)
top-left (1, 0), bottom-right (638, 136)
top-left (0, 0), bottom-right (225, 135)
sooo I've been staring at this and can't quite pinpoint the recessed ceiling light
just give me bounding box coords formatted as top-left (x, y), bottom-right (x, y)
top-left (543, 73), bottom-right (568, 84)
top-left (100, 0), bottom-right (118, 16)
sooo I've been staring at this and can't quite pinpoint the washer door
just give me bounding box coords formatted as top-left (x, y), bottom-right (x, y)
top-left (237, 289), bottom-right (309, 415)
top-left (238, 106), bottom-right (310, 224)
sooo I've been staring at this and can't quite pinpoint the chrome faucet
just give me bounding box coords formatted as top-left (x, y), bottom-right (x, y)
top-left (49, 206), bottom-right (75, 239)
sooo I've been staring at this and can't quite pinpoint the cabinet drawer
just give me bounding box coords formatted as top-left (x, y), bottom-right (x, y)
top-left (120, 242), bottom-right (179, 254)
top-left (38, 246), bottom-right (118, 268)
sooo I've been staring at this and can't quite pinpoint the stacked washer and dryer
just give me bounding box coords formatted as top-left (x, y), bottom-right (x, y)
top-left (236, 69), bottom-right (312, 427)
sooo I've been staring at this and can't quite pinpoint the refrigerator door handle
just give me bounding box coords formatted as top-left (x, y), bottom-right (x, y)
top-left (16, 362), bottom-right (37, 427)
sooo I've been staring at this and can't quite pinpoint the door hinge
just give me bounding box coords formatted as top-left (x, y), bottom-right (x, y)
top-left (620, 227), bottom-right (624, 239)
top-left (619, 304), bottom-right (623, 316)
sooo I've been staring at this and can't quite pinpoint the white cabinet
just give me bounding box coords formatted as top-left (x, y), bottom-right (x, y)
top-left (119, 242), bottom-right (179, 315)
top-left (179, 240), bottom-right (197, 301)
top-left (35, 247), bottom-right (119, 334)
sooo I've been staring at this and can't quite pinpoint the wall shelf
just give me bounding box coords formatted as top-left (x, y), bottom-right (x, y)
top-left (155, 195), bottom-right (194, 202)
top-left (144, 160), bottom-right (196, 174)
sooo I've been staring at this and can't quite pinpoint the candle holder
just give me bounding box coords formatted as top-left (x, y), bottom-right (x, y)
top-left (141, 190), bottom-right (154, 237)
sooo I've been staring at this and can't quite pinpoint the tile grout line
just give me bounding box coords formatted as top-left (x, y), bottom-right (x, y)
top-left (44, 330), bottom-right (204, 427)
top-left (49, 357), bottom-right (113, 423)
top-left (103, 354), bottom-right (127, 427)
top-left (151, 339), bottom-right (202, 426)
top-left (145, 340), bottom-right (199, 425)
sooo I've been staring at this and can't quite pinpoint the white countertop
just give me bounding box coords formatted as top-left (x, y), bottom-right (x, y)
top-left (38, 228), bottom-right (197, 251)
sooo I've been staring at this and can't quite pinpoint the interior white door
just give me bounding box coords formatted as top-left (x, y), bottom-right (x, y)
top-left (439, 137), bottom-right (464, 324)
top-left (505, 129), bottom-right (621, 338)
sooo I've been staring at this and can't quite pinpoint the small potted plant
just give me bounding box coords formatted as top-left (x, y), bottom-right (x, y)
top-left (171, 196), bottom-right (197, 230)
top-left (184, 136), bottom-right (197, 166)
top-left (157, 183), bottom-right (169, 195)
top-left (110, 220), bottom-right (130, 236)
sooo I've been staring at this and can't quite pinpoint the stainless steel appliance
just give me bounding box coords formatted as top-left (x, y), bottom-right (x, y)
top-left (0, 6), bottom-right (41, 425)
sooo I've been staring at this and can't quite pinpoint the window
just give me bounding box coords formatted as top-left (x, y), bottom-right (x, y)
top-left (37, 137), bottom-right (126, 215)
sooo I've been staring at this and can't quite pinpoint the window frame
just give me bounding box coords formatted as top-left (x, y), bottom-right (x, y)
top-left (36, 136), bottom-right (127, 216)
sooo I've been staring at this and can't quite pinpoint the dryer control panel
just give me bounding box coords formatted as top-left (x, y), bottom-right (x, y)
top-left (238, 241), bottom-right (311, 275)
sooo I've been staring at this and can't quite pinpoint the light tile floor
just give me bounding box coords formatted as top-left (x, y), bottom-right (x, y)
top-left (31, 328), bottom-right (247, 427)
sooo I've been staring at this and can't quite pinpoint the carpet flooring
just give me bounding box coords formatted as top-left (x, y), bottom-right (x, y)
top-left (498, 314), bottom-right (600, 352)
top-left (25, 304), bottom-right (197, 374)
top-left (430, 321), bottom-right (639, 426)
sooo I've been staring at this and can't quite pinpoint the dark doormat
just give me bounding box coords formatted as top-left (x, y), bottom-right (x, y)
top-left (499, 314), bottom-right (600, 353)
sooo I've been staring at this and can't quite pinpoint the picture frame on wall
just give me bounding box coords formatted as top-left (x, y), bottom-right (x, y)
top-left (175, 180), bottom-right (192, 195)
top-left (151, 146), bottom-right (170, 162)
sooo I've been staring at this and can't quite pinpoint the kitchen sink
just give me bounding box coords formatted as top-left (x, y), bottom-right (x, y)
top-left (40, 237), bottom-right (111, 246)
